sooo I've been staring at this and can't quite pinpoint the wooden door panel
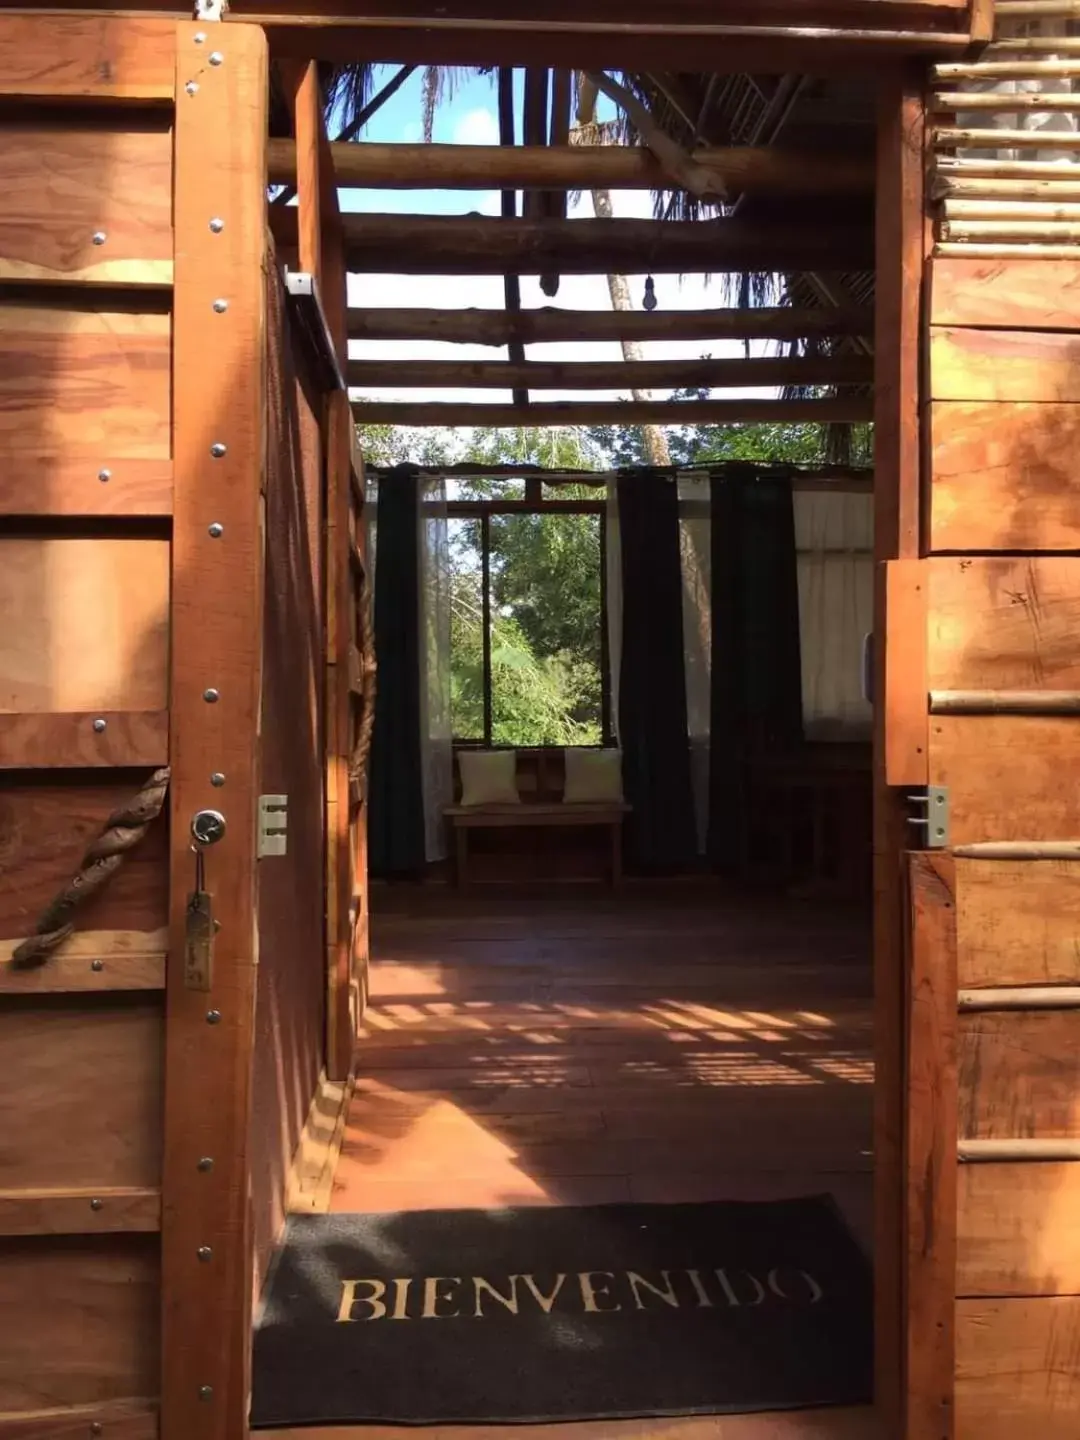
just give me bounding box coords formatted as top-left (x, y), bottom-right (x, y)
top-left (931, 326), bottom-right (1080, 403)
top-left (930, 717), bottom-right (1080, 844)
top-left (955, 1297), bottom-right (1080, 1440)
top-left (959, 1013), bottom-right (1080, 1140)
top-left (958, 1163), bottom-right (1080, 1297)
top-left (955, 859), bottom-right (1080, 988)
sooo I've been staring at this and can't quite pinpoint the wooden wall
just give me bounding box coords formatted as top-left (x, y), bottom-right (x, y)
top-left (920, 255), bottom-right (1080, 1439)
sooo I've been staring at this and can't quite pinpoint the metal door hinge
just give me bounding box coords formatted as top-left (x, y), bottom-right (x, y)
top-left (258, 795), bottom-right (288, 858)
top-left (907, 785), bottom-right (949, 849)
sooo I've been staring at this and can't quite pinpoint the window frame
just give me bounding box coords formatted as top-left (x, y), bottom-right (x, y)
top-left (445, 479), bottom-right (613, 748)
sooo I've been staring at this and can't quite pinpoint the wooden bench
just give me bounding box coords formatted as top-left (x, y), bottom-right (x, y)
top-left (445, 749), bottom-right (629, 886)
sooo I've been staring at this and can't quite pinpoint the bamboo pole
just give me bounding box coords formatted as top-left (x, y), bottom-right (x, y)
top-left (934, 176), bottom-right (1080, 198)
top-left (935, 126), bottom-right (1080, 148)
top-left (943, 198), bottom-right (1080, 218)
top-left (959, 1139), bottom-right (1080, 1161)
top-left (958, 986), bottom-right (1080, 1011)
top-left (351, 396), bottom-right (873, 428)
top-left (936, 241), bottom-right (1080, 256)
top-left (346, 354), bottom-right (872, 391)
top-left (935, 59), bottom-right (1080, 78)
top-left (266, 137), bottom-right (875, 195)
top-left (996, 0), bottom-right (1080, 13)
top-left (934, 91), bottom-right (1080, 111)
top-left (952, 841), bottom-right (1080, 859)
top-left (346, 305), bottom-right (874, 345)
top-left (931, 689), bottom-right (1080, 713)
top-left (937, 154), bottom-right (1080, 177)
top-left (941, 217), bottom-right (1080, 238)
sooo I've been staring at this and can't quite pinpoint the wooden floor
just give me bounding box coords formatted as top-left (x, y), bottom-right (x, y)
top-left (272, 883), bottom-right (879, 1440)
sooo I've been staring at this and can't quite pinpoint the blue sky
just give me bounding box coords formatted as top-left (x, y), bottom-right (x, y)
top-left (342, 67), bottom-right (778, 411)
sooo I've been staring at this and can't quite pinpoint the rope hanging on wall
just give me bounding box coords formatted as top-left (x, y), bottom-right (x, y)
top-left (349, 575), bottom-right (378, 809)
top-left (9, 766), bottom-right (171, 970)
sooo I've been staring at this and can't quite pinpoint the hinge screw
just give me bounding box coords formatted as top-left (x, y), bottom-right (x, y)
top-left (203, 688), bottom-right (219, 703)
top-left (90, 1197), bottom-right (104, 1212)
top-left (209, 51), bottom-right (224, 66)
top-left (197, 1245), bottom-right (213, 1262)
top-left (206, 1009), bottom-right (222, 1025)
top-left (91, 959), bottom-right (104, 973)
top-left (91, 231), bottom-right (106, 246)
top-left (208, 522), bottom-right (223, 538)
top-left (210, 772), bottom-right (226, 787)
top-left (92, 718), bottom-right (107, 733)
top-left (210, 442), bottom-right (227, 458)
top-left (197, 1156), bottom-right (214, 1172)
top-left (199, 1385), bottom-right (214, 1402)
top-left (209, 217), bottom-right (224, 234)
top-left (98, 468), bottom-right (111, 483)
top-left (212, 298), bottom-right (228, 313)
top-left (186, 80), bottom-right (199, 96)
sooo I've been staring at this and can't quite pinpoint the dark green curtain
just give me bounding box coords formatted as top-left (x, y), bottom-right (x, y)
top-left (369, 472), bottom-right (426, 877)
top-left (708, 470), bottom-right (803, 869)
top-left (617, 473), bottom-right (697, 871)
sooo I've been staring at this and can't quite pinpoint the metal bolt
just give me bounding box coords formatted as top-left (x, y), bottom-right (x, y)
top-left (206, 1009), bottom-right (222, 1025)
top-left (90, 1425), bottom-right (104, 1437)
top-left (210, 772), bottom-right (226, 787)
top-left (209, 217), bottom-right (224, 234)
top-left (209, 50), bottom-right (224, 66)
top-left (98, 468), bottom-right (111, 483)
top-left (90, 1197), bottom-right (104, 1212)
top-left (212, 298), bottom-right (228, 313)
top-left (92, 718), bottom-right (107, 733)
top-left (203, 688), bottom-right (219, 703)
top-left (210, 442), bottom-right (227, 458)
top-left (92, 231), bottom-right (107, 246)
top-left (91, 959), bottom-right (105, 973)
top-left (185, 80), bottom-right (199, 96)
top-left (199, 1386), bottom-right (214, 1403)
top-left (208, 522), bottom-right (224, 538)
top-left (197, 1245), bottom-right (213, 1262)
top-left (197, 1156), bottom-right (214, 1172)
top-left (194, 30), bottom-right (207, 42)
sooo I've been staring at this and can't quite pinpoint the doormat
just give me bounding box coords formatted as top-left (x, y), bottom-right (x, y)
top-left (250, 1198), bottom-right (872, 1429)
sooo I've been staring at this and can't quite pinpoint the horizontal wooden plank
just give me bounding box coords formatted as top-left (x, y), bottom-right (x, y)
top-left (930, 256), bottom-right (1080, 329)
top-left (959, 1011), bottom-right (1080, 1139)
top-left (930, 400), bottom-right (1080, 551)
top-left (0, 15), bottom-right (174, 103)
top-left (956, 1296), bottom-right (1080, 1440)
top-left (0, 302), bottom-right (171, 462)
top-left (0, 1186), bottom-right (160, 1238)
top-left (0, 929), bottom-right (167, 994)
top-left (0, 1235), bottom-right (158, 1417)
top-left (0, 539), bottom-right (169, 714)
top-left (0, 1403), bottom-right (156, 1440)
top-left (0, 711), bottom-right (168, 769)
top-left (927, 558), bottom-right (1080, 692)
top-left (0, 120), bottom-right (172, 288)
top-left (0, 997), bottom-right (163, 1193)
top-left (932, 325), bottom-right (1080, 402)
top-left (929, 717), bottom-right (1080, 845)
top-left (0, 457), bottom-right (173, 518)
top-left (0, 780), bottom-right (168, 943)
top-left (958, 1162), bottom-right (1080, 1297)
top-left (956, 859), bottom-right (1080, 988)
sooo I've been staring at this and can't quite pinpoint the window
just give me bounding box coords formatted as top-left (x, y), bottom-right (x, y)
top-left (447, 483), bottom-right (610, 746)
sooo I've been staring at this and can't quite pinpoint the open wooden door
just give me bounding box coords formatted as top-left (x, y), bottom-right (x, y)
top-left (879, 70), bottom-right (1080, 1440)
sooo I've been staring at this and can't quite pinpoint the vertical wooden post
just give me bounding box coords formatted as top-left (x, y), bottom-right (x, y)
top-left (162, 21), bottom-right (267, 1440)
top-left (905, 852), bottom-right (958, 1440)
top-left (874, 64), bottom-right (928, 1436)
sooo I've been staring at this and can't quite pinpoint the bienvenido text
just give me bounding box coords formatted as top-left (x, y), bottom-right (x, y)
top-left (336, 1268), bottom-right (824, 1321)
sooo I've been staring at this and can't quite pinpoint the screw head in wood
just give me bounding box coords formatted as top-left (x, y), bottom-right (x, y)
top-left (199, 1386), bottom-right (214, 1402)
top-left (186, 80), bottom-right (199, 96)
top-left (90, 1197), bottom-right (104, 1211)
top-left (209, 50), bottom-right (224, 65)
top-left (90, 1424), bottom-right (103, 1436)
top-left (210, 442), bottom-right (227, 458)
top-left (98, 468), bottom-right (111, 482)
top-left (197, 1245), bottom-right (213, 1262)
top-left (203, 688), bottom-right (219, 703)
top-left (209, 217), bottom-right (224, 233)
top-left (91, 959), bottom-right (104, 973)
top-left (91, 231), bottom-right (106, 245)
top-left (208, 522), bottom-right (224, 538)
top-left (194, 30), bottom-right (207, 42)
top-left (206, 1009), bottom-right (222, 1025)
top-left (197, 1156), bottom-right (214, 1172)
top-left (210, 772), bottom-right (226, 787)
top-left (212, 298), bottom-right (228, 313)
top-left (92, 718), bottom-right (107, 733)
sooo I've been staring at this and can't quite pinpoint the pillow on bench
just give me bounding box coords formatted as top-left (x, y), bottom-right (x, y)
top-left (458, 749), bottom-right (520, 807)
top-left (563, 748), bottom-right (623, 805)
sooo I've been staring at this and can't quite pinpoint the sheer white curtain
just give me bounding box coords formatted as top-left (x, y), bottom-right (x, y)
top-left (679, 476), bottom-right (712, 855)
top-left (794, 490), bottom-right (873, 742)
top-left (419, 479), bottom-right (453, 861)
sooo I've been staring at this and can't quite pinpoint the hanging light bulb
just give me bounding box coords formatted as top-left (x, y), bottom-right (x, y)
top-left (643, 275), bottom-right (657, 311)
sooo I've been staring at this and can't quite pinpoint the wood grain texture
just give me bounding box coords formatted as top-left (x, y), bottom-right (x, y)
top-left (0, 1402), bottom-right (156, 1439)
top-left (905, 852), bottom-right (957, 1440)
top-left (927, 557), bottom-right (1080, 693)
top-left (929, 717), bottom-right (1080, 845)
top-left (0, 997), bottom-right (162, 1195)
top-left (0, 14), bottom-right (174, 102)
top-left (0, 457), bottom-right (173, 519)
top-left (0, 1186), bottom-right (160, 1238)
top-left (930, 257), bottom-right (1080, 330)
top-left (0, 303), bottom-right (170, 462)
top-left (931, 326), bottom-right (1080, 402)
top-left (0, 120), bottom-right (172, 287)
top-left (930, 401), bottom-right (1080, 551)
top-left (0, 711), bottom-right (168, 769)
top-left (0, 781), bottom-right (168, 942)
top-left (955, 1297), bottom-right (1080, 1440)
top-left (884, 560), bottom-right (928, 786)
top-left (0, 1236), bottom-right (158, 1417)
top-left (955, 860), bottom-right (1080, 988)
top-left (958, 1162), bottom-right (1080, 1297)
top-left (959, 1012), bottom-right (1080, 1139)
top-left (162, 23), bottom-right (268, 1440)
top-left (0, 929), bottom-right (166, 993)
top-left (0, 539), bottom-right (169, 715)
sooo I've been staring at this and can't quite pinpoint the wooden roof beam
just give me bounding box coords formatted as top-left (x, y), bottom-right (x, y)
top-left (346, 354), bottom-right (874, 390)
top-left (347, 305), bottom-right (875, 345)
top-left (352, 397), bottom-right (874, 427)
top-left (266, 211), bottom-right (874, 275)
top-left (267, 139), bottom-right (874, 197)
